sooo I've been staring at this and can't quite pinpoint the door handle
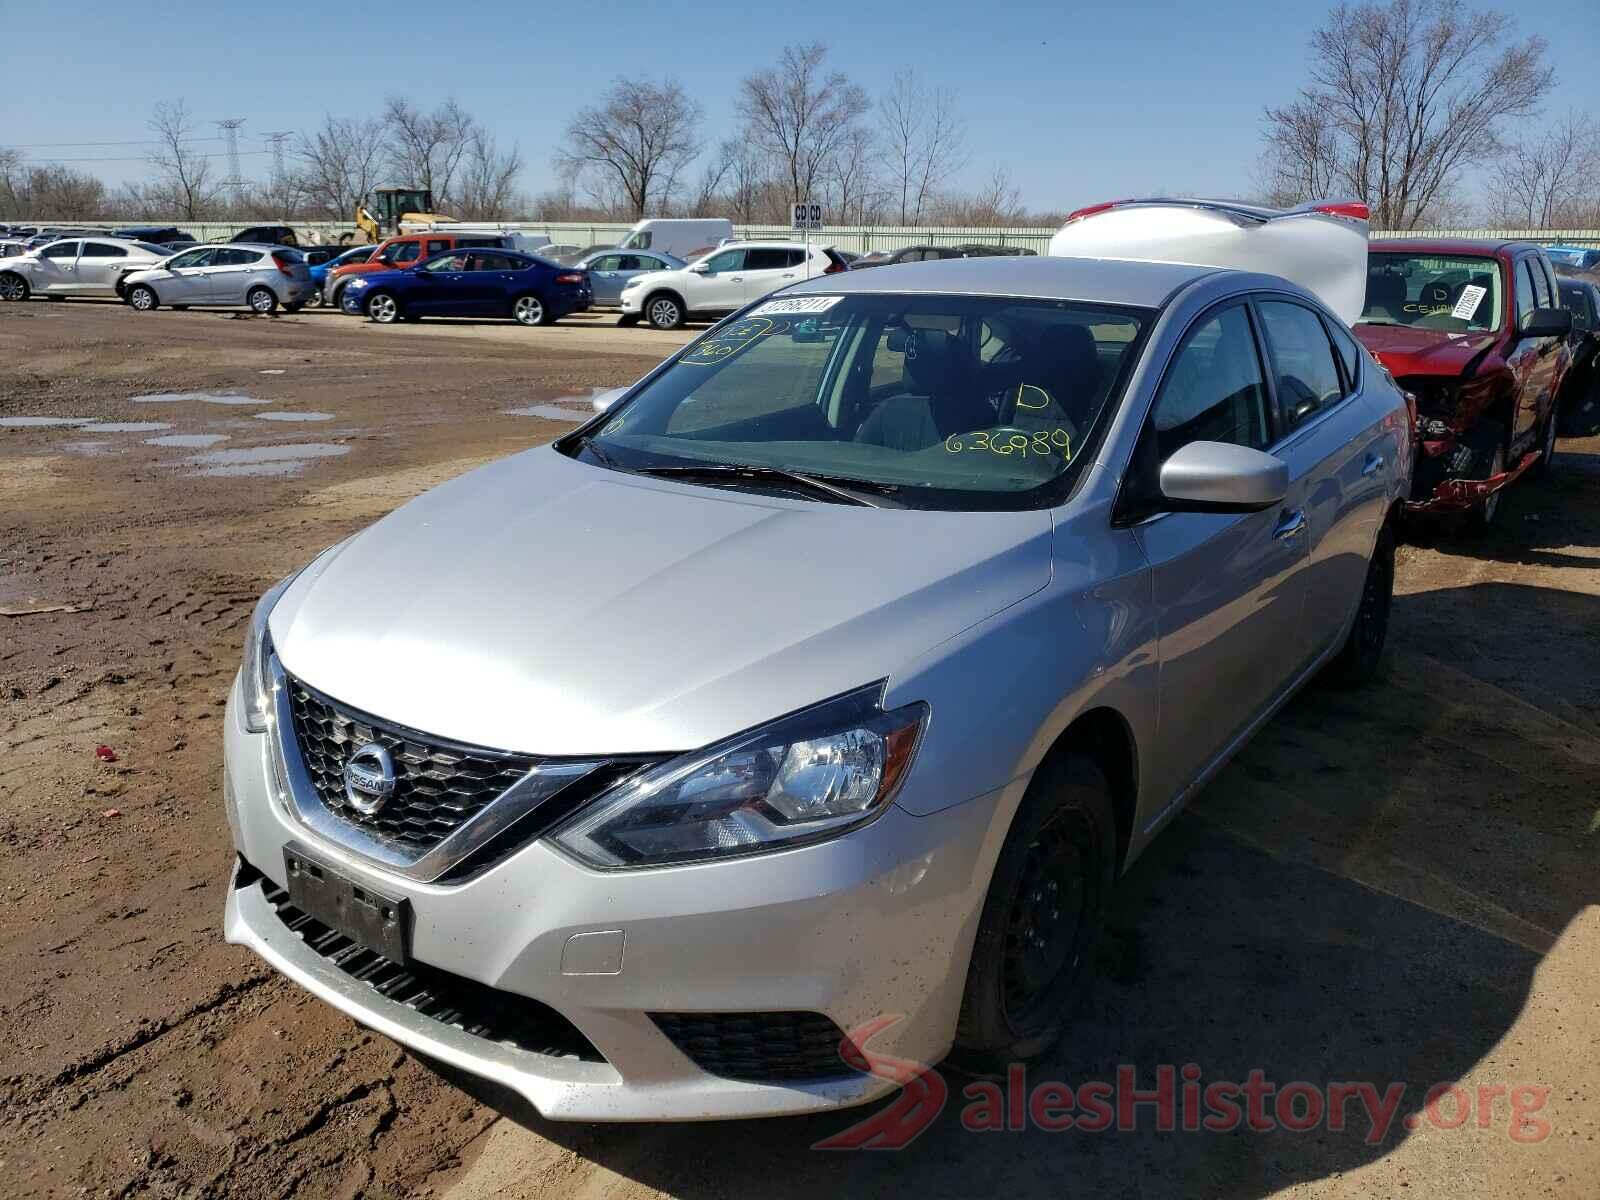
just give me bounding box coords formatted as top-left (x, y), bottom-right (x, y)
top-left (1361, 453), bottom-right (1384, 478)
top-left (729, 276), bottom-right (743, 282)
top-left (782, 273), bottom-right (795, 278)
top-left (1272, 509), bottom-right (1308, 540)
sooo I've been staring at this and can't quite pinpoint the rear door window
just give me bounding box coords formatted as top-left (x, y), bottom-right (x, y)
top-left (1257, 300), bottom-right (1345, 431)
top-left (744, 248), bottom-right (792, 271)
top-left (426, 239), bottom-right (451, 256)
top-left (81, 242), bottom-right (125, 258)
top-left (215, 248), bottom-right (262, 265)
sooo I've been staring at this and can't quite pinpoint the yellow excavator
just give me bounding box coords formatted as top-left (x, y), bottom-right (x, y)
top-left (351, 186), bottom-right (456, 244)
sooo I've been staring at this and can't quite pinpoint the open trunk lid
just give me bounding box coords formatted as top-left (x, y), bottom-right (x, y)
top-left (1048, 198), bottom-right (1370, 325)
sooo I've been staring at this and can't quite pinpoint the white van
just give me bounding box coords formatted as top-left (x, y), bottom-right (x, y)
top-left (618, 218), bottom-right (734, 260)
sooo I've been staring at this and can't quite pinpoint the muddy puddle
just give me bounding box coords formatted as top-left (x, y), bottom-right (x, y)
top-left (145, 433), bottom-right (229, 449)
top-left (130, 391), bottom-right (265, 406)
top-left (185, 443), bottom-right (350, 478)
top-left (503, 404), bottom-right (590, 422)
top-left (0, 416), bottom-right (94, 428)
top-left (254, 411), bottom-right (334, 422)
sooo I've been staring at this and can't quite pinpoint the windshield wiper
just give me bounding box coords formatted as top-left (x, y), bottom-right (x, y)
top-left (632, 463), bottom-right (892, 508)
top-left (572, 433), bottom-right (620, 469)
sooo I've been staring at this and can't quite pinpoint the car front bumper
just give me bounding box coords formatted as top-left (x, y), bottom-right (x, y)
top-left (221, 673), bottom-right (1019, 1121)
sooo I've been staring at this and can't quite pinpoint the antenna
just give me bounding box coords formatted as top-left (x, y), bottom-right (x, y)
top-left (215, 118), bottom-right (246, 204)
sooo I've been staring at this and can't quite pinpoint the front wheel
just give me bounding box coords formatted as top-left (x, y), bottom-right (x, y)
top-left (366, 291), bottom-right (400, 324)
top-left (0, 272), bottom-right (29, 302)
top-left (950, 754), bottom-right (1115, 1074)
top-left (513, 293), bottom-right (551, 326)
top-left (645, 293), bottom-right (684, 330)
top-left (246, 286), bottom-right (277, 316)
top-left (1325, 525), bottom-right (1394, 687)
top-left (305, 289), bottom-right (324, 308)
top-left (127, 284), bottom-right (159, 312)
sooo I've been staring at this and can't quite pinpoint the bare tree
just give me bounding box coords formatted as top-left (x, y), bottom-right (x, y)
top-left (147, 99), bottom-right (218, 220)
top-left (454, 131), bottom-right (525, 220)
top-left (296, 114), bottom-right (387, 220)
top-left (879, 71), bottom-right (968, 224)
top-left (382, 97), bottom-right (475, 210)
top-left (933, 168), bottom-right (1025, 227)
top-left (1264, 0), bottom-right (1552, 229)
top-left (1491, 111), bottom-right (1600, 226)
top-left (0, 154), bottom-right (108, 219)
top-left (737, 43), bottom-right (870, 207)
top-left (825, 126), bottom-right (884, 225)
top-left (557, 78), bottom-right (703, 219)
top-left (1257, 98), bottom-right (1339, 207)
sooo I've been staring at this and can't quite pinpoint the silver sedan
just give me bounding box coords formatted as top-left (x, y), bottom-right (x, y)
top-left (0, 236), bottom-right (172, 302)
top-left (575, 248), bottom-right (684, 306)
top-left (222, 253), bottom-right (1408, 1122)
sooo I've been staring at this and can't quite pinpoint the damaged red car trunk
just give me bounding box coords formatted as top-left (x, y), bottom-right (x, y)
top-left (1355, 238), bottom-right (1571, 528)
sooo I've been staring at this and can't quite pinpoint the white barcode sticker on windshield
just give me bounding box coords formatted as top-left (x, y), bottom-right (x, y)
top-left (750, 295), bottom-right (843, 316)
top-left (1452, 284), bottom-right (1487, 320)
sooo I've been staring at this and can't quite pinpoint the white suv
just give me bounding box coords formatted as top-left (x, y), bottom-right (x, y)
top-left (618, 242), bottom-right (846, 329)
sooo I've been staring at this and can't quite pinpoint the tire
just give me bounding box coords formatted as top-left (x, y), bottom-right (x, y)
top-left (1324, 524), bottom-right (1394, 687)
top-left (366, 291), bottom-right (399, 324)
top-left (1461, 420), bottom-right (1508, 535)
top-left (644, 292), bottom-right (685, 330)
top-left (512, 293), bottom-right (551, 326)
top-left (306, 290), bottom-right (324, 309)
top-left (950, 754), bottom-right (1116, 1075)
top-left (127, 284), bottom-right (159, 312)
top-left (337, 286), bottom-right (360, 315)
top-left (0, 272), bottom-right (30, 302)
top-left (246, 286), bottom-right (277, 316)
top-left (616, 312), bottom-right (640, 327)
top-left (283, 301), bottom-right (305, 314)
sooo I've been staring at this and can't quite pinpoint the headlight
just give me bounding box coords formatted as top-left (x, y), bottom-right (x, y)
top-left (238, 574), bottom-right (297, 733)
top-left (349, 278), bottom-right (368, 289)
top-left (238, 540), bottom-right (351, 732)
top-left (550, 684), bottom-right (928, 869)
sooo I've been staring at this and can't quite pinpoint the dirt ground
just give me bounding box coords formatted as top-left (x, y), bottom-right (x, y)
top-left (1, 300), bottom-right (1595, 1199)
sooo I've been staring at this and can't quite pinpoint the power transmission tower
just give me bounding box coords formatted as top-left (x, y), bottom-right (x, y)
top-left (264, 131), bottom-right (292, 190)
top-left (215, 118), bottom-right (246, 205)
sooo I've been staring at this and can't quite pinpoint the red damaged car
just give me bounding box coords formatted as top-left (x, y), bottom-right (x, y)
top-left (1356, 239), bottom-right (1571, 530)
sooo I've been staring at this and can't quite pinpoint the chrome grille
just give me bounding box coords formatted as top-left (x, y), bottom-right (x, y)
top-left (285, 678), bottom-right (539, 850)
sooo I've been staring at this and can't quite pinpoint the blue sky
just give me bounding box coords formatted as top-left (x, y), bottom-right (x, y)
top-left (6, 0), bottom-right (1600, 213)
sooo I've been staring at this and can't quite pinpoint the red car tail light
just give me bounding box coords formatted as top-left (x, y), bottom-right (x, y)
top-left (271, 254), bottom-right (295, 277)
top-left (1064, 199), bottom-right (1130, 223)
top-left (554, 272), bottom-right (584, 284)
top-left (1310, 201), bottom-right (1370, 221)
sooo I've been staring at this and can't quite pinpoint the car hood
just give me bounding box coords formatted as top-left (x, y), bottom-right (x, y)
top-left (270, 447), bottom-right (1053, 756)
top-left (1354, 322), bottom-right (1500, 377)
top-left (344, 267), bottom-right (410, 286)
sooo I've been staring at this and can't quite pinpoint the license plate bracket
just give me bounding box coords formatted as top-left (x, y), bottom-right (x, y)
top-left (283, 848), bottom-right (410, 963)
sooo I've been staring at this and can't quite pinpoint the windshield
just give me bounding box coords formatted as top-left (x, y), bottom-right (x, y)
top-left (1363, 253), bottom-right (1503, 332)
top-left (572, 293), bottom-right (1151, 510)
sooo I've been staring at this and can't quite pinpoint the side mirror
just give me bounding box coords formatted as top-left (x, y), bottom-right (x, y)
top-left (1158, 441), bottom-right (1288, 513)
top-left (591, 386), bottom-right (628, 414)
top-left (1517, 307), bottom-right (1573, 339)
top-left (690, 261), bottom-right (711, 274)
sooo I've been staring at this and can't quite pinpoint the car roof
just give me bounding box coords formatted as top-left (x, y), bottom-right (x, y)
top-left (1370, 238), bottom-right (1543, 257)
top-left (784, 254), bottom-right (1216, 307)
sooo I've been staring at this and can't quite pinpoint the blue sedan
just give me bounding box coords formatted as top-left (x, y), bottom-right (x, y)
top-left (344, 248), bottom-right (592, 326)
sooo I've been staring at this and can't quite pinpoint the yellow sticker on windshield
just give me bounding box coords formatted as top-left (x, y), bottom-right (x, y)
top-left (679, 317), bottom-right (776, 366)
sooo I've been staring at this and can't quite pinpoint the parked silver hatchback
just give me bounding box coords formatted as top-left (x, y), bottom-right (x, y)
top-left (223, 252), bottom-right (1409, 1122)
top-left (122, 243), bottom-right (314, 314)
